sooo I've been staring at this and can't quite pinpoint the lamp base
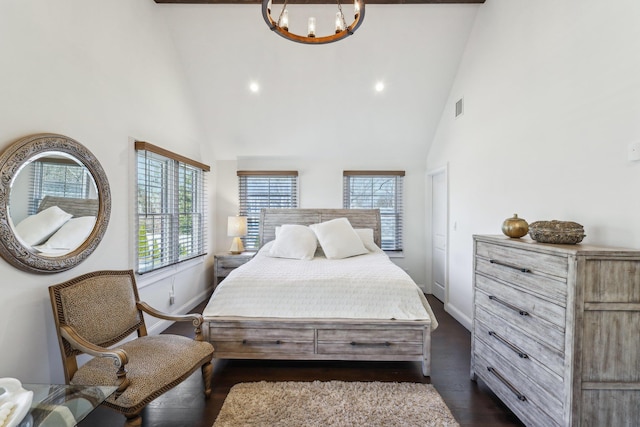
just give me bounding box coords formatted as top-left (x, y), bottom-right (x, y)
top-left (229, 237), bottom-right (245, 254)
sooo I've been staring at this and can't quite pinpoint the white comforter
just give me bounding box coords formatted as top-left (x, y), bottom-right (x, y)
top-left (204, 242), bottom-right (438, 329)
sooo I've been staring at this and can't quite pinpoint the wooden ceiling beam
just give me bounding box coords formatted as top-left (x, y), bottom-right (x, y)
top-left (155, 0), bottom-right (484, 4)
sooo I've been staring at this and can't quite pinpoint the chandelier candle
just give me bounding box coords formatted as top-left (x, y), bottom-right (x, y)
top-left (308, 17), bottom-right (316, 37)
top-left (335, 12), bottom-right (345, 33)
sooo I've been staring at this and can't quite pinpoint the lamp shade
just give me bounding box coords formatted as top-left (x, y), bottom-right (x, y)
top-left (227, 216), bottom-right (247, 237)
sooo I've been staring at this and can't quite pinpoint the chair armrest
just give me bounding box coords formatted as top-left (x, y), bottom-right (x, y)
top-left (61, 325), bottom-right (129, 366)
top-left (136, 302), bottom-right (206, 341)
top-left (60, 325), bottom-right (131, 396)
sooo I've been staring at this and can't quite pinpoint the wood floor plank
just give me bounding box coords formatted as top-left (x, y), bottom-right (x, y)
top-left (79, 295), bottom-right (523, 427)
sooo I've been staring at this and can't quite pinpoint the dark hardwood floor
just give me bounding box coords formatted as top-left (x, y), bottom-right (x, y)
top-left (80, 295), bottom-right (523, 427)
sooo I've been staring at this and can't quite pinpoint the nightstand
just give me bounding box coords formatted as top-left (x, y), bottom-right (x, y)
top-left (213, 252), bottom-right (254, 288)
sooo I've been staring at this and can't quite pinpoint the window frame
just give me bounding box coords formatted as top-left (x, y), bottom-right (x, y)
top-left (237, 170), bottom-right (299, 250)
top-left (135, 141), bottom-right (209, 274)
top-left (343, 170), bottom-right (405, 252)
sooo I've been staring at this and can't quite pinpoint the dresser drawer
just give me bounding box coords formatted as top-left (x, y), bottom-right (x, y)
top-left (317, 328), bottom-right (423, 356)
top-left (474, 352), bottom-right (563, 427)
top-left (475, 277), bottom-right (565, 350)
top-left (475, 306), bottom-right (565, 376)
top-left (476, 241), bottom-right (568, 278)
top-left (476, 257), bottom-right (567, 303)
top-left (474, 323), bottom-right (564, 403)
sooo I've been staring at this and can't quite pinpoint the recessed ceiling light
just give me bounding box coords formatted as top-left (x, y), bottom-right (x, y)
top-left (375, 81), bottom-right (385, 92)
top-left (249, 82), bottom-right (260, 93)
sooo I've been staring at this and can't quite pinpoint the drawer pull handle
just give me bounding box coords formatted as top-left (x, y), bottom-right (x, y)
top-left (488, 331), bottom-right (529, 359)
top-left (487, 366), bottom-right (527, 402)
top-left (350, 341), bottom-right (391, 347)
top-left (242, 339), bottom-right (282, 345)
top-left (489, 259), bottom-right (531, 273)
top-left (488, 295), bottom-right (529, 316)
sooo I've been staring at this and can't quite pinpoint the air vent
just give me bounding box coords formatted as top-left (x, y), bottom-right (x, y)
top-left (455, 98), bottom-right (464, 118)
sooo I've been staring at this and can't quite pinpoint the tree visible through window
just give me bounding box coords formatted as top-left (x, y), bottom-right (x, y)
top-left (237, 171), bottom-right (298, 250)
top-left (135, 141), bottom-right (209, 274)
top-left (343, 171), bottom-right (404, 251)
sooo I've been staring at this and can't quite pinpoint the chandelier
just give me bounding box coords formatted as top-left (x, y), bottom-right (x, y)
top-left (262, 0), bottom-right (365, 45)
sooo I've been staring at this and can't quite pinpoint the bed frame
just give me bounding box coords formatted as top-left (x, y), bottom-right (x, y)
top-left (38, 195), bottom-right (99, 217)
top-left (203, 208), bottom-right (432, 376)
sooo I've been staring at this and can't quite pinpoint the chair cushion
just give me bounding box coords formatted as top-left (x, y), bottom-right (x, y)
top-left (59, 275), bottom-right (141, 345)
top-left (70, 335), bottom-right (213, 414)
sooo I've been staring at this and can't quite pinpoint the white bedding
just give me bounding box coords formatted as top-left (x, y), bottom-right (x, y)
top-left (204, 242), bottom-right (438, 329)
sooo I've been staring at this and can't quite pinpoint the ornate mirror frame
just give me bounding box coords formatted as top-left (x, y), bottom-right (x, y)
top-left (0, 133), bottom-right (111, 273)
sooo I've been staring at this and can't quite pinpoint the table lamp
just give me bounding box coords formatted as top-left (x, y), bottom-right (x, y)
top-left (227, 216), bottom-right (247, 254)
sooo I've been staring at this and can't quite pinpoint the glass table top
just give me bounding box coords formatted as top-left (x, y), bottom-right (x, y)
top-left (18, 384), bottom-right (117, 427)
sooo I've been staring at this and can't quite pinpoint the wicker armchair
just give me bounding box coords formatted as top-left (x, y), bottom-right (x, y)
top-left (49, 270), bottom-right (214, 427)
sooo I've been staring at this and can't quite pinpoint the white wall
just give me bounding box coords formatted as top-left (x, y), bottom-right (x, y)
top-left (0, 0), bottom-right (214, 383)
top-left (159, 4), bottom-right (479, 162)
top-left (216, 155), bottom-right (428, 287)
top-left (427, 0), bottom-right (640, 329)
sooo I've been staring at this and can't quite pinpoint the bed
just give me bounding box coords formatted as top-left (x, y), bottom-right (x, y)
top-left (202, 208), bottom-right (437, 376)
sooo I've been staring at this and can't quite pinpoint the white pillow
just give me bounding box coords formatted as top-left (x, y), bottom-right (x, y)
top-left (355, 228), bottom-right (379, 252)
top-left (15, 206), bottom-right (73, 246)
top-left (34, 216), bottom-right (96, 253)
top-left (309, 218), bottom-right (368, 260)
top-left (268, 224), bottom-right (317, 260)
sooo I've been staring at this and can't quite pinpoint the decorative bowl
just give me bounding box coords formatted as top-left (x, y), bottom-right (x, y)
top-left (528, 220), bottom-right (585, 244)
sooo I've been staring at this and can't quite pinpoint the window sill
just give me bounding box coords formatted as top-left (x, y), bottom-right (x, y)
top-left (136, 256), bottom-right (204, 289)
top-left (385, 251), bottom-right (404, 258)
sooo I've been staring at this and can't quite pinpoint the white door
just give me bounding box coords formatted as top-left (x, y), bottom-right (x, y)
top-left (430, 168), bottom-right (448, 303)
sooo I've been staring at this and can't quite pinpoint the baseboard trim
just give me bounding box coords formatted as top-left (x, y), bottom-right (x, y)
top-left (445, 302), bottom-right (472, 331)
top-left (147, 287), bottom-right (213, 335)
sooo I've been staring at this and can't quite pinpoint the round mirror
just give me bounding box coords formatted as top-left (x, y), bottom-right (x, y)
top-left (0, 133), bottom-right (111, 273)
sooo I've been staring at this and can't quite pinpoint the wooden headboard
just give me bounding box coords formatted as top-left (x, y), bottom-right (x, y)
top-left (37, 196), bottom-right (99, 218)
top-left (259, 208), bottom-right (382, 247)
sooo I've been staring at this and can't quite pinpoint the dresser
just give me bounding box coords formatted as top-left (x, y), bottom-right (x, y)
top-left (471, 235), bottom-right (640, 427)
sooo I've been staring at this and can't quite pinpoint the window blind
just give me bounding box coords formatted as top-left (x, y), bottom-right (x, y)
top-left (237, 171), bottom-right (298, 250)
top-left (343, 170), bottom-right (405, 251)
top-left (28, 158), bottom-right (93, 215)
top-left (136, 141), bottom-right (209, 274)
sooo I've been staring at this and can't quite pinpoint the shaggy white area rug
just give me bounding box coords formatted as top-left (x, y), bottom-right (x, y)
top-left (213, 380), bottom-right (460, 427)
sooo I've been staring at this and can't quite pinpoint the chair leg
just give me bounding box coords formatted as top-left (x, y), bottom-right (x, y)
top-left (202, 361), bottom-right (213, 399)
top-left (124, 413), bottom-right (142, 427)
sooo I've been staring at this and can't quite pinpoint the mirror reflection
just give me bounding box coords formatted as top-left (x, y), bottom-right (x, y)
top-left (9, 151), bottom-right (98, 257)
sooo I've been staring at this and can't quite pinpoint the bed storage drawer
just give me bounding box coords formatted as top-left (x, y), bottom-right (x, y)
top-left (317, 328), bottom-right (424, 356)
top-left (208, 327), bottom-right (314, 355)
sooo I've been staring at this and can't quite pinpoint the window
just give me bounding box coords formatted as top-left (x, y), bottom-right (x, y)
top-left (343, 170), bottom-right (405, 252)
top-left (29, 157), bottom-right (94, 215)
top-left (135, 141), bottom-right (209, 274)
top-left (237, 171), bottom-right (298, 250)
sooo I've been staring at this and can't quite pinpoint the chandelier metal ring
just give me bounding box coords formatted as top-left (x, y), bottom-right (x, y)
top-left (262, 0), bottom-right (365, 44)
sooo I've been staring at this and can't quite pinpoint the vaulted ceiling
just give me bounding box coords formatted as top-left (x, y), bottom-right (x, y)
top-left (155, 1), bottom-right (482, 161)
